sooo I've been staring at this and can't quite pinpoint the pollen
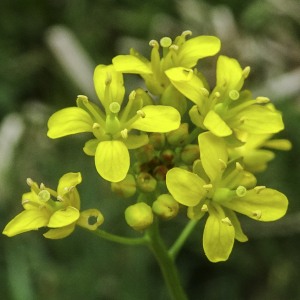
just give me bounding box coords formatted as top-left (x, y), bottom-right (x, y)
top-left (222, 217), bottom-right (232, 226)
top-left (253, 210), bottom-right (262, 219)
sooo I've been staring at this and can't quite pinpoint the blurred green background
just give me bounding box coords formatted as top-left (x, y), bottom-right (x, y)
top-left (1, 0), bottom-right (300, 299)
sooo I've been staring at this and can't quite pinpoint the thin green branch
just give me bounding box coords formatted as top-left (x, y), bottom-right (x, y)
top-left (169, 219), bottom-right (199, 260)
top-left (185, 126), bottom-right (204, 145)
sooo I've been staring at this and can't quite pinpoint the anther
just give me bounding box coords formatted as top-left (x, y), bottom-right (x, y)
top-left (77, 95), bottom-right (88, 103)
top-left (69, 186), bottom-right (75, 192)
top-left (229, 90), bottom-right (239, 100)
top-left (57, 196), bottom-right (64, 202)
top-left (40, 183), bottom-right (45, 190)
top-left (203, 184), bottom-right (213, 190)
top-left (181, 30), bottom-right (192, 37)
top-left (201, 204), bottom-right (208, 212)
top-left (254, 186), bottom-right (266, 194)
top-left (219, 159), bottom-right (227, 170)
top-left (256, 97), bottom-right (270, 104)
top-left (105, 72), bottom-right (112, 85)
top-left (239, 116), bottom-right (249, 124)
top-left (222, 217), bottom-right (232, 226)
top-left (129, 90), bottom-right (136, 101)
top-left (236, 186), bottom-right (247, 197)
top-left (242, 66), bottom-right (251, 79)
top-left (214, 92), bottom-right (221, 98)
top-left (236, 162), bottom-right (244, 171)
top-left (22, 199), bottom-right (30, 205)
top-left (169, 44), bottom-right (178, 50)
top-left (26, 178), bottom-right (34, 186)
top-left (253, 210), bottom-right (262, 219)
top-left (121, 128), bottom-right (128, 139)
top-left (160, 37), bottom-right (172, 48)
top-left (149, 40), bottom-right (159, 48)
top-left (137, 110), bottom-right (146, 118)
top-left (93, 123), bottom-right (100, 130)
top-left (200, 88), bottom-right (209, 97)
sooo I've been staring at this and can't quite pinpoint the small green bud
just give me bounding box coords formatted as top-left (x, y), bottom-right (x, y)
top-left (136, 172), bottom-right (157, 193)
top-left (147, 156), bottom-right (160, 169)
top-left (152, 194), bottom-right (179, 220)
top-left (160, 149), bottom-right (176, 166)
top-left (135, 88), bottom-right (155, 106)
top-left (132, 162), bottom-right (150, 175)
top-left (134, 144), bottom-right (155, 163)
top-left (166, 123), bottom-right (189, 146)
top-left (148, 132), bottom-right (166, 150)
top-left (111, 174), bottom-right (136, 198)
top-left (180, 144), bottom-right (200, 165)
top-left (153, 165), bottom-right (168, 181)
top-left (125, 202), bottom-right (153, 232)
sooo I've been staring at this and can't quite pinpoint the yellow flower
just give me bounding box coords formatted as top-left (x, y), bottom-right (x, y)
top-left (166, 132), bottom-right (288, 262)
top-left (47, 65), bottom-right (181, 182)
top-left (2, 173), bottom-right (104, 239)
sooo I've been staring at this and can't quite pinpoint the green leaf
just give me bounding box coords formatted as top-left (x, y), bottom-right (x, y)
top-left (95, 140), bottom-right (130, 182)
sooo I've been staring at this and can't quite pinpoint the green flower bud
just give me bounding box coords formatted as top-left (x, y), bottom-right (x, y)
top-left (111, 174), bottom-right (136, 198)
top-left (166, 123), bottom-right (189, 146)
top-left (160, 149), bottom-right (176, 166)
top-left (125, 202), bottom-right (153, 232)
top-left (148, 132), bottom-right (166, 150)
top-left (135, 87), bottom-right (155, 106)
top-left (136, 172), bottom-right (157, 193)
top-left (152, 194), bottom-right (179, 220)
top-left (153, 165), bottom-right (168, 181)
top-left (132, 162), bottom-right (150, 175)
top-left (180, 144), bottom-right (200, 165)
top-left (134, 144), bottom-right (155, 163)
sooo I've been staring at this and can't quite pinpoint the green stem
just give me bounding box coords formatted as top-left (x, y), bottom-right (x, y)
top-left (146, 217), bottom-right (189, 300)
top-left (185, 126), bottom-right (203, 145)
top-left (169, 220), bottom-right (199, 260)
top-left (81, 227), bottom-right (150, 246)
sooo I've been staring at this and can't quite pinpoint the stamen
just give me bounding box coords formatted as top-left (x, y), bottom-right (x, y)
top-left (40, 183), bottom-right (45, 190)
top-left (137, 110), bottom-right (146, 118)
top-left (256, 97), bottom-right (270, 104)
top-left (160, 37), bottom-right (172, 48)
top-left (253, 210), bottom-right (262, 219)
top-left (22, 199), bottom-right (30, 205)
top-left (69, 186), bottom-right (75, 192)
top-left (203, 184), bottom-right (213, 190)
top-left (181, 30), bottom-right (192, 37)
top-left (149, 40), bottom-right (159, 48)
top-left (214, 92), bottom-right (221, 98)
top-left (219, 159), bottom-right (227, 170)
top-left (236, 186), bottom-right (247, 197)
top-left (239, 116), bottom-right (249, 124)
top-left (105, 72), bottom-right (112, 85)
top-left (236, 162), bottom-right (244, 171)
top-left (38, 190), bottom-right (51, 203)
top-left (121, 128), bottom-right (128, 139)
top-left (242, 66), bottom-right (251, 79)
top-left (201, 204), bottom-right (208, 212)
top-left (200, 88), bottom-right (209, 97)
top-left (93, 123), bottom-right (100, 129)
top-left (169, 44), bottom-right (178, 51)
top-left (26, 178), bottom-right (34, 186)
top-left (254, 186), bottom-right (266, 194)
top-left (129, 90), bottom-right (136, 101)
top-left (109, 102), bottom-right (121, 114)
top-left (229, 90), bottom-right (239, 100)
top-left (77, 95), bottom-right (88, 104)
top-left (57, 196), bottom-right (64, 202)
top-left (222, 217), bottom-right (232, 226)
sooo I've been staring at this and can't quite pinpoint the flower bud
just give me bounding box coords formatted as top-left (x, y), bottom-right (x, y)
top-left (148, 132), bottom-right (166, 150)
top-left (166, 123), bottom-right (189, 146)
top-left (136, 172), bottom-right (157, 193)
top-left (125, 202), bottom-right (153, 232)
top-left (132, 162), bottom-right (149, 175)
top-left (134, 144), bottom-right (155, 163)
top-left (180, 144), bottom-right (200, 165)
top-left (111, 174), bottom-right (136, 198)
top-left (160, 149), bottom-right (176, 166)
top-left (135, 87), bottom-right (155, 106)
top-left (152, 194), bottom-right (179, 220)
top-left (153, 165), bottom-right (168, 181)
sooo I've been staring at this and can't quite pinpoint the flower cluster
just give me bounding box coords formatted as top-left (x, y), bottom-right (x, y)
top-left (3, 31), bottom-right (290, 262)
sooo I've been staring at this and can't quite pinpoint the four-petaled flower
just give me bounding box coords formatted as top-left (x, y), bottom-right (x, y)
top-left (166, 132), bottom-right (288, 262)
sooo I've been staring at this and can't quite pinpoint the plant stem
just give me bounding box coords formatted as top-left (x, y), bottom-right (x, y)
top-left (169, 220), bottom-right (199, 260)
top-left (81, 227), bottom-right (150, 246)
top-left (185, 126), bottom-right (203, 145)
top-left (146, 217), bottom-right (189, 300)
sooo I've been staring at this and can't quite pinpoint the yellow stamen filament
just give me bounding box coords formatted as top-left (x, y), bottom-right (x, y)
top-left (236, 162), bottom-right (244, 171)
top-left (137, 110), bottom-right (146, 118)
top-left (253, 210), bottom-right (262, 219)
top-left (105, 72), bottom-right (112, 85)
top-left (242, 66), bottom-right (251, 79)
top-left (254, 186), bottom-right (266, 194)
top-left (219, 159), bottom-right (227, 170)
top-left (201, 204), bottom-right (208, 212)
top-left (203, 184), bottom-right (213, 190)
top-left (222, 217), bottom-right (232, 226)
top-left (121, 129), bottom-right (128, 139)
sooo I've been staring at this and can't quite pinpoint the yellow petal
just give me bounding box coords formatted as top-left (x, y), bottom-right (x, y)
top-left (112, 55), bottom-right (152, 74)
top-left (203, 203), bottom-right (235, 262)
top-left (57, 172), bottom-right (82, 197)
top-left (203, 110), bottom-right (233, 137)
top-left (95, 140), bottom-right (130, 182)
top-left (131, 105), bottom-right (181, 132)
top-left (47, 107), bottom-right (93, 138)
top-left (77, 209), bottom-right (104, 230)
top-left (120, 134), bottom-right (149, 150)
top-left (83, 138), bottom-right (100, 156)
top-left (3, 209), bottom-right (49, 237)
top-left (43, 223), bottom-right (76, 239)
top-left (48, 206), bottom-right (80, 228)
top-left (166, 168), bottom-right (206, 206)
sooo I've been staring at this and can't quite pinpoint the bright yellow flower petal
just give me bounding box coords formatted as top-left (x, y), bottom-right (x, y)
top-left (120, 134), bottom-right (149, 150)
top-left (48, 206), bottom-right (80, 228)
top-left (166, 168), bottom-right (206, 206)
top-left (112, 55), bottom-right (152, 74)
top-left (95, 140), bottom-right (130, 182)
top-left (77, 209), bottom-right (104, 230)
top-left (203, 203), bottom-right (235, 262)
top-left (198, 132), bottom-right (228, 182)
top-left (263, 139), bottom-right (292, 150)
top-left (83, 138), bottom-right (100, 156)
top-left (47, 107), bottom-right (93, 138)
top-left (43, 223), bottom-right (76, 239)
top-left (203, 110), bottom-right (233, 137)
top-left (130, 105), bottom-right (180, 132)
top-left (177, 36), bottom-right (221, 68)
top-left (3, 209), bottom-right (50, 237)
top-left (222, 188), bottom-right (288, 221)
top-left (57, 172), bottom-right (82, 197)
